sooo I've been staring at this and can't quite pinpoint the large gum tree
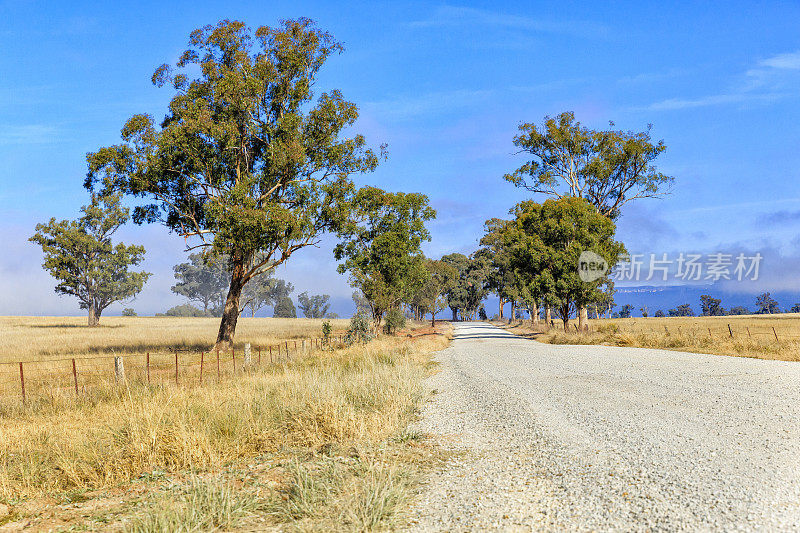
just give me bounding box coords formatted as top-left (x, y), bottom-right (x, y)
top-left (85, 19), bottom-right (382, 346)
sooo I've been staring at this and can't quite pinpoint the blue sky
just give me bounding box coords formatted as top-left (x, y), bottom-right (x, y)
top-left (2, 0), bottom-right (800, 316)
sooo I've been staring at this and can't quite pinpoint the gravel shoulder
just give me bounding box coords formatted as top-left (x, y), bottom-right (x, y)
top-left (406, 322), bottom-right (800, 531)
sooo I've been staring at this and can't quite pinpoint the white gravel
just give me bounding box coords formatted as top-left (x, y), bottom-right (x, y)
top-left (406, 322), bottom-right (800, 531)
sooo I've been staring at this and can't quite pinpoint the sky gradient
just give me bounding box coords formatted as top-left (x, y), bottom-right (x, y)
top-left (2, 1), bottom-right (800, 317)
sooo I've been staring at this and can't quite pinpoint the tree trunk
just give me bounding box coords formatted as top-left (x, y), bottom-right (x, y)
top-left (532, 303), bottom-right (540, 326)
top-left (499, 298), bottom-right (504, 320)
top-left (545, 306), bottom-right (552, 328)
top-left (216, 255), bottom-right (246, 347)
top-left (510, 301), bottom-right (516, 322)
top-left (578, 306), bottom-right (588, 332)
top-left (451, 308), bottom-right (457, 321)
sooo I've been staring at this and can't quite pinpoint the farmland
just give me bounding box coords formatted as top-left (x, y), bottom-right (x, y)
top-left (504, 313), bottom-right (800, 361)
top-left (0, 317), bottom-right (450, 531)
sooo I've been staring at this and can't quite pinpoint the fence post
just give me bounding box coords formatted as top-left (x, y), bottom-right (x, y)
top-left (269, 345), bottom-right (273, 363)
top-left (258, 346), bottom-right (261, 365)
top-left (232, 347), bottom-right (236, 373)
top-left (747, 327), bottom-right (752, 338)
top-left (244, 343), bottom-right (252, 370)
top-left (773, 327), bottom-right (779, 341)
top-left (174, 351), bottom-right (179, 385)
top-left (708, 328), bottom-right (713, 339)
top-left (664, 325), bottom-right (669, 335)
top-left (216, 347), bottom-right (220, 379)
top-left (115, 356), bottom-right (126, 382)
top-left (200, 351), bottom-right (204, 385)
top-left (728, 324), bottom-right (734, 338)
top-left (72, 358), bottom-right (79, 395)
top-left (18, 362), bottom-right (25, 404)
top-left (146, 352), bottom-right (151, 384)
top-left (285, 341), bottom-right (289, 359)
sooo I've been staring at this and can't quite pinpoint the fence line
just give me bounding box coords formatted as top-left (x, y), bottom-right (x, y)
top-left (0, 334), bottom-right (346, 406)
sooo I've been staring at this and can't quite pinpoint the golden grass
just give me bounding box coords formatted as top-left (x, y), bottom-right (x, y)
top-left (0, 323), bottom-right (450, 531)
top-left (0, 316), bottom-right (350, 362)
top-left (502, 314), bottom-right (800, 361)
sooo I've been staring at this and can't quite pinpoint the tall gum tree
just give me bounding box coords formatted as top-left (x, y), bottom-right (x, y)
top-left (85, 19), bottom-right (383, 346)
top-left (504, 111), bottom-right (673, 327)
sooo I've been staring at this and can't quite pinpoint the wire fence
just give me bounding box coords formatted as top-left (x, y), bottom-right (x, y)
top-left (0, 334), bottom-right (345, 406)
top-left (589, 321), bottom-right (800, 341)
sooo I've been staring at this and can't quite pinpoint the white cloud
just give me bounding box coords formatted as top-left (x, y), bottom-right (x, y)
top-left (759, 51), bottom-right (800, 70)
top-left (410, 5), bottom-right (608, 39)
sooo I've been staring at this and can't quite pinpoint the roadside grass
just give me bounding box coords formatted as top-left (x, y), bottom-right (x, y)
top-left (0, 324), bottom-right (450, 531)
top-left (500, 314), bottom-right (800, 361)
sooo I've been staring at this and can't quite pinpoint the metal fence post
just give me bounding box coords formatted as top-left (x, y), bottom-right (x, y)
top-left (146, 352), bottom-right (151, 384)
top-left (174, 351), bottom-right (179, 385)
top-left (19, 362), bottom-right (25, 403)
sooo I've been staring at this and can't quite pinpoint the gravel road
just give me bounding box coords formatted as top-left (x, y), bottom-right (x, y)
top-left (406, 322), bottom-right (800, 531)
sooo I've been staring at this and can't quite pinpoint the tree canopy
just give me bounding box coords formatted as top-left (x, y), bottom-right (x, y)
top-left (85, 18), bottom-right (383, 345)
top-left (334, 186), bottom-right (435, 329)
top-left (30, 194), bottom-right (150, 326)
top-left (171, 253), bottom-right (229, 314)
top-left (297, 291), bottom-right (331, 318)
top-left (504, 112), bottom-right (673, 219)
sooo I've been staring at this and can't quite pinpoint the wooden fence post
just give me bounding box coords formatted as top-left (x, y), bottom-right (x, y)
top-left (269, 345), bottom-right (273, 363)
top-left (747, 327), bottom-right (752, 338)
top-left (115, 356), bottom-right (126, 382)
top-left (708, 328), bottom-right (713, 339)
top-left (258, 346), bottom-right (261, 365)
top-left (244, 343), bottom-right (252, 369)
top-left (773, 327), bottom-right (779, 341)
top-left (285, 341), bottom-right (289, 359)
top-left (200, 351), bottom-right (204, 385)
top-left (72, 358), bottom-right (79, 395)
top-left (19, 362), bottom-right (25, 403)
top-left (728, 324), bottom-right (734, 338)
top-left (146, 352), bottom-right (151, 384)
top-left (216, 347), bottom-right (220, 379)
top-left (174, 351), bottom-right (179, 385)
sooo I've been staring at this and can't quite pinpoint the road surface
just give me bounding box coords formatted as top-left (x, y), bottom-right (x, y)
top-left (407, 322), bottom-right (800, 531)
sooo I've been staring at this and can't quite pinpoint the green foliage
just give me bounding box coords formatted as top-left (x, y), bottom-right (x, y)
top-left (412, 259), bottom-right (457, 324)
top-left (321, 320), bottom-right (332, 341)
top-left (791, 304), bottom-right (800, 314)
top-left (505, 197), bottom-right (625, 326)
top-left (85, 19), bottom-right (383, 344)
top-left (503, 111), bottom-right (673, 219)
top-left (383, 308), bottom-right (406, 335)
top-left (298, 292), bottom-right (331, 319)
top-left (121, 308), bottom-right (137, 317)
top-left (619, 304), bottom-right (634, 318)
top-left (171, 253), bottom-right (229, 314)
top-left (345, 312), bottom-right (374, 344)
top-left (335, 187), bottom-right (435, 328)
top-left (654, 309), bottom-right (665, 317)
top-left (240, 271), bottom-right (281, 317)
top-left (273, 296), bottom-right (297, 318)
top-left (29, 193), bottom-right (150, 326)
top-left (160, 303), bottom-right (213, 317)
top-left (668, 304), bottom-right (694, 317)
top-left (441, 253), bottom-right (489, 320)
top-left (756, 292), bottom-right (779, 314)
top-left (640, 307), bottom-right (649, 318)
top-left (728, 306), bottom-right (750, 316)
top-left (700, 294), bottom-right (725, 316)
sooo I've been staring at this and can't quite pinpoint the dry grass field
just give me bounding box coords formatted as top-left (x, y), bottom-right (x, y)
top-left (0, 316), bottom-right (350, 362)
top-left (0, 317), bottom-right (451, 531)
top-left (502, 313), bottom-right (800, 361)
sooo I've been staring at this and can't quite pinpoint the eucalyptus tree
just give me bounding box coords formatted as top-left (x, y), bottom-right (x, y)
top-left (503, 111), bottom-right (673, 325)
top-left (334, 187), bottom-right (435, 330)
top-left (29, 194), bottom-right (150, 326)
top-left (85, 19), bottom-right (383, 346)
top-left (172, 253), bottom-right (229, 314)
top-left (508, 197), bottom-right (625, 331)
top-left (297, 292), bottom-right (331, 318)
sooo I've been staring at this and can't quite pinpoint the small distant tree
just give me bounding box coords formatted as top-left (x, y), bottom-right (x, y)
top-left (172, 253), bottom-right (229, 314)
top-left (700, 295), bottom-right (725, 316)
top-left (383, 307), bottom-right (406, 334)
top-left (163, 303), bottom-right (210, 317)
top-left (122, 308), bottom-right (137, 317)
top-left (756, 292), bottom-right (780, 314)
top-left (619, 304), bottom-right (634, 318)
top-left (640, 306), bottom-right (649, 318)
top-left (418, 259), bottom-right (458, 326)
top-left (791, 304), bottom-right (800, 313)
top-left (297, 292), bottom-right (331, 318)
top-left (273, 296), bottom-right (297, 318)
top-left (668, 304), bottom-right (694, 317)
top-left (240, 272), bottom-right (278, 317)
top-left (728, 306), bottom-right (750, 316)
top-left (30, 193), bottom-right (150, 326)
top-left (654, 309), bottom-right (665, 317)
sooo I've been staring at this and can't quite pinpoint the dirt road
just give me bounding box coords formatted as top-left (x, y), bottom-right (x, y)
top-left (408, 322), bottom-right (800, 531)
